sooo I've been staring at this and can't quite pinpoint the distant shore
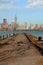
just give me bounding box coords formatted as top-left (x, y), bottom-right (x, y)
top-left (0, 29), bottom-right (43, 31)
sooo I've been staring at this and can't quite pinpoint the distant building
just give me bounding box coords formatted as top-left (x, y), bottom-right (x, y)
top-left (8, 24), bottom-right (13, 31)
top-left (0, 23), bottom-right (2, 30)
top-left (14, 15), bottom-right (18, 30)
top-left (15, 15), bottom-right (17, 22)
top-left (10, 22), bottom-right (15, 31)
top-left (42, 24), bottom-right (43, 30)
top-left (0, 23), bottom-right (1, 28)
top-left (19, 25), bottom-right (25, 30)
top-left (2, 19), bottom-right (8, 29)
top-left (39, 25), bottom-right (43, 30)
top-left (24, 22), bottom-right (29, 29)
top-left (35, 24), bottom-right (38, 30)
top-left (30, 24), bottom-right (35, 30)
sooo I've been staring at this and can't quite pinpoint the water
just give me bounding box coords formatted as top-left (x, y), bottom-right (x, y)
top-left (0, 30), bottom-right (43, 40)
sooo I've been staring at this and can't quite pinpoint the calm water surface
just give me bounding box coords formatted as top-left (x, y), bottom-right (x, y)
top-left (0, 30), bottom-right (43, 40)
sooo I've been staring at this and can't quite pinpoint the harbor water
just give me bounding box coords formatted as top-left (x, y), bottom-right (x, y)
top-left (0, 30), bottom-right (43, 40)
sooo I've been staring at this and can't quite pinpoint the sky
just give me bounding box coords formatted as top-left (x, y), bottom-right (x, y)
top-left (0, 0), bottom-right (43, 24)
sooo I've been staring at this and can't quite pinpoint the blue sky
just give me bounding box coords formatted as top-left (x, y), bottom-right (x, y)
top-left (0, 0), bottom-right (43, 24)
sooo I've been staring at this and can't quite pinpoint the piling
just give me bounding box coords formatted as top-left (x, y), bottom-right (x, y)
top-left (38, 37), bottom-right (42, 41)
top-left (3, 35), bottom-right (4, 39)
top-left (0, 36), bottom-right (1, 40)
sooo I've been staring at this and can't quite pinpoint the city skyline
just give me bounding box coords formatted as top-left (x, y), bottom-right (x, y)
top-left (0, 17), bottom-right (43, 31)
top-left (0, 0), bottom-right (43, 24)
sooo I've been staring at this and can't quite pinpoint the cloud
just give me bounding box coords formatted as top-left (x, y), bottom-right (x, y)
top-left (0, 0), bottom-right (43, 10)
top-left (25, 0), bottom-right (43, 8)
top-left (0, 0), bottom-right (20, 10)
top-left (0, 0), bottom-right (18, 4)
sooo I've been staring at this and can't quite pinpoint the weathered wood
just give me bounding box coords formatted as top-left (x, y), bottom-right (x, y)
top-left (24, 33), bottom-right (43, 55)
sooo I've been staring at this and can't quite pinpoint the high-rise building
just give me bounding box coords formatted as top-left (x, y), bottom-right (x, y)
top-left (14, 15), bottom-right (18, 30)
top-left (24, 21), bottom-right (29, 29)
top-left (19, 25), bottom-right (25, 30)
top-left (11, 22), bottom-right (15, 30)
top-left (2, 18), bottom-right (8, 29)
top-left (8, 24), bottom-right (14, 31)
top-left (35, 24), bottom-right (38, 30)
top-left (0, 23), bottom-right (1, 29)
top-left (15, 15), bottom-right (17, 22)
top-left (30, 24), bottom-right (35, 30)
top-left (3, 19), bottom-right (7, 23)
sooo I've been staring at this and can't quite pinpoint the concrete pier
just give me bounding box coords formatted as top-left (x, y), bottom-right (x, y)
top-left (0, 33), bottom-right (43, 65)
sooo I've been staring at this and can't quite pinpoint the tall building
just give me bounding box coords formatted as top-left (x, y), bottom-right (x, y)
top-left (8, 24), bottom-right (14, 31)
top-left (24, 21), bottom-right (29, 29)
top-left (3, 19), bottom-right (7, 23)
top-left (35, 24), bottom-right (38, 30)
top-left (30, 24), bottom-right (35, 30)
top-left (19, 25), bottom-right (25, 30)
top-left (39, 24), bottom-right (43, 30)
top-left (0, 23), bottom-right (1, 29)
top-left (15, 15), bottom-right (17, 22)
top-left (14, 15), bottom-right (18, 30)
top-left (2, 18), bottom-right (8, 29)
top-left (11, 22), bottom-right (15, 31)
